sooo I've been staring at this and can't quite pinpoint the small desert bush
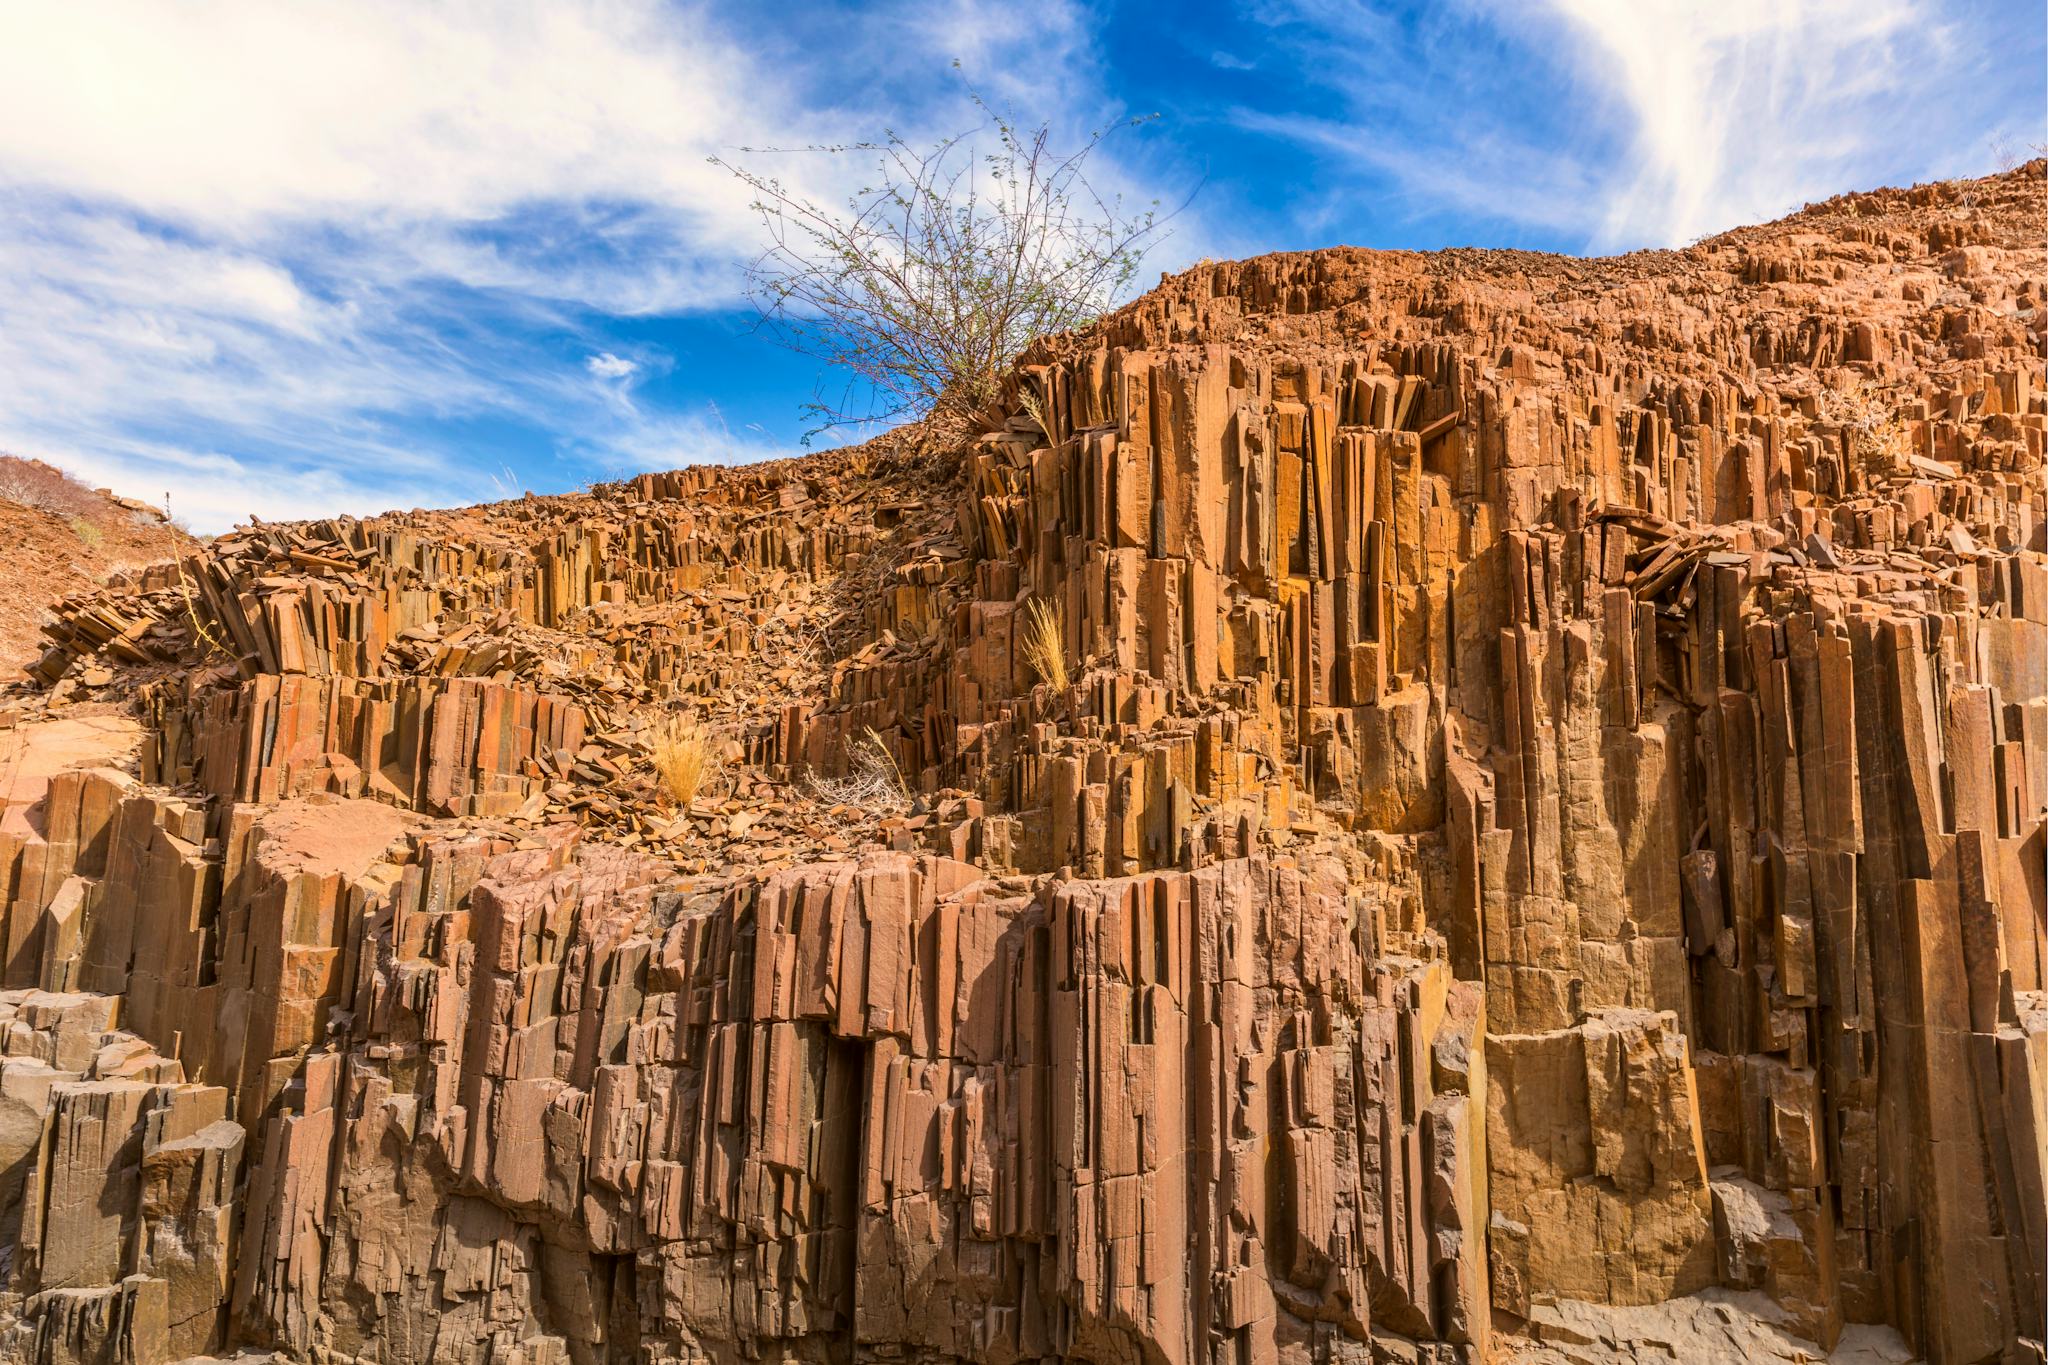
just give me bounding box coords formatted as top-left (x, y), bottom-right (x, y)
top-left (1021, 596), bottom-right (1069, 692)
top-left (807, 726), bottom-right (909, 811)
top-left (1818, 380), bottom-right (1913, 475)
top-left (70, 517), bottom-right (102, 547)
top-left (650, 715), bottom-right (720, 809)
top-left (0, 456), bottom-right (101, 518)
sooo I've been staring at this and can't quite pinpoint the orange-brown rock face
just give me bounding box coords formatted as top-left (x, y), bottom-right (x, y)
top-left (0, 166), bottom-right (2042, 1365)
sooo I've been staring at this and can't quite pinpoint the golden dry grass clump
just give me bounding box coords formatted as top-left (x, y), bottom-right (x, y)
top-left (1021, 596), bottom-right (1068, 692)
top-left (650, 715), bottom-right (720, 808)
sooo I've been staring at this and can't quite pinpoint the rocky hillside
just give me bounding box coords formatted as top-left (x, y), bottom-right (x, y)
top-left (0, 456), bottom-right (191, 682)
top-left (0, 164), bottom-right (2042, 1365)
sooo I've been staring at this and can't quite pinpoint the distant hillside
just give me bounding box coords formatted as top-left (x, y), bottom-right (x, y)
top-left (0, 455), bottom-right (193, 680)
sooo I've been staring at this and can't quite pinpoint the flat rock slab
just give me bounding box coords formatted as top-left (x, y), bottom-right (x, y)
top-left (1503, 1289), bottom-right (1920, 1364)
top-left (253, 795), bottom-right (410, 882)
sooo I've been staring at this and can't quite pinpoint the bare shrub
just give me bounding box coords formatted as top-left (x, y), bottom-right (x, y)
top-left (1020, 596), bottom-right (1069, 692)
top-left (807, 725), bottom-right (909, 812)
top-left (716, 89), bottom-right (1170, 439)
top-left (0, 457), bottom-right (100, 518)
top-left (1818, 381), bottom-right (1913, 476)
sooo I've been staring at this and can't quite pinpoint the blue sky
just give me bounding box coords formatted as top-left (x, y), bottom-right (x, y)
top-left (0, 0), bottom-right (2039, 531)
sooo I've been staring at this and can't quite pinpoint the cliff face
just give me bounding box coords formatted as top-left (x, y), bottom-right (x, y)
top-left (0, 165), bottom-right (2043, 1365)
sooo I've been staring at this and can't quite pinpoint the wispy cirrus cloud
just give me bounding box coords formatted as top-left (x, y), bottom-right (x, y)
top-left (1509, 0), bottom-right (1958, 247)
top-left (1246, 0), bottom-right (2041, 250)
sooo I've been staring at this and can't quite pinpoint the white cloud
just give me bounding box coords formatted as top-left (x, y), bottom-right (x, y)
top-left (0, 2), bottom-right (778, 247)
top-left (0, 0), bottom-right (852, 327)
top-left (1229, 108), bottom-right (1609, 240)
top-left (1251, 0), bottom-right (2031, 251)
top-left (0, 0), bottom-right (2011, 536)
top-left (0, 205), bottom-right (503, 529)
top-left (586, 352), bottom-right (641, 381)
top-left (1518, 0), bottom-right (1930, 246)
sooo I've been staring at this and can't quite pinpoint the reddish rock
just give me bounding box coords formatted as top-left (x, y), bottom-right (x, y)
top-left (0, 163), bottom-right (2042, 1364)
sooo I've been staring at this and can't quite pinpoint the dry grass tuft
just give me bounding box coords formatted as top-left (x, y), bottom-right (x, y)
top-left (1020, 596), bottom-right (1068, 692)
top-left (174, 551), bottom-right (233, 662)
top-left (650, 715), bottom-right (720, 809)
top-left (1016, 389), bottom-right (1050, 441)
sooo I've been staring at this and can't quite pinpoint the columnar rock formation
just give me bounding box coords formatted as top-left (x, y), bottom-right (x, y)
top-left (1, 165), bottom-right (2043, 1365)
